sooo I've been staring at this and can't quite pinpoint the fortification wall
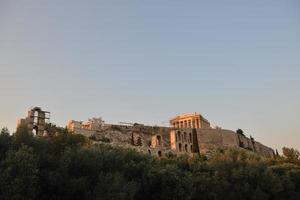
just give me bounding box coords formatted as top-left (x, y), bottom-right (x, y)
top-left (83, 124), bottom-right (172, 157)
top-left (73, 128), bottom-right (95, 137)
top-left (195, 129), bottom-right (222, 154)
top-left (220, 129), bottom-right (240, 148)
top-left (195, 128), bottom-right (242, 154)
top-left (195, 128), bottom-right (274, 158)
top-left (72, 123), bottom-right (274, 158)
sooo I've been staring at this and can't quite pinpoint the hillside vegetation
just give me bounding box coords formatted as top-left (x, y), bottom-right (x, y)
top-left (0, 127), bottom-right (299, 200)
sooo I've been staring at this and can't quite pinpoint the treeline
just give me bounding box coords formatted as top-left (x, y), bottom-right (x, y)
top-left (0, 127), bottom-right (299, 200)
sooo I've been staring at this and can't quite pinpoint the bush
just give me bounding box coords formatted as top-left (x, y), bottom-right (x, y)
top-left (99, 136), bottom-right (111, 143)
top-left (0, 128), bottom-right (299, 200)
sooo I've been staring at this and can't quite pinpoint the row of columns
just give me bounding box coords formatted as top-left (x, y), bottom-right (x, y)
top-left (173, 119), bottom-right (200, 129)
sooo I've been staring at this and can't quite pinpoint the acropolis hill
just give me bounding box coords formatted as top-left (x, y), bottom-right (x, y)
top-left (17, 107), bottom-right (275, 158)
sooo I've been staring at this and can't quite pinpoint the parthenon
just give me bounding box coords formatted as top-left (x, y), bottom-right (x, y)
top-left (170, 113), bottom-right (211, 129)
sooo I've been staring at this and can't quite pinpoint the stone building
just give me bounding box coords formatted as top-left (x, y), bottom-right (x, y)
top-left (17, 107), bottom-right (274, 158)
top-left (170, 127), bottom-right (275, 158)
top-left (170, 113), bottom-right (211, 129)
top-left (68, 113), bottom-right (274, 158)
top-left (67, 118), bottom-right (104, 137)
top-left (170, 129), bottom-right (195, 154)
top-left (16, 107), bottom-right (50, 136)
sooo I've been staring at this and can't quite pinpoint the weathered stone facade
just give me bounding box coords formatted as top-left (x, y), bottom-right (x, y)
top-left (68, 113), bottom-right (275, 158)
top-left (17, 107), bottom-right (50, 136)
top-left (170, 128), bottom-right (274, 157)
top-left (17, 108), bottom-right (274, 158)
top-left (68, 120), bottom-right (172, 156)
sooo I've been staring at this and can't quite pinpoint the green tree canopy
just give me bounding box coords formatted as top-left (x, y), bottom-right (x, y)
top-left (0, 145), bottom-right (39, 200)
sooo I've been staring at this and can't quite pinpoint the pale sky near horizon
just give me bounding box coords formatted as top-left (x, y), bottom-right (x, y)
top-left (0, 0), bottom-right (299, 151)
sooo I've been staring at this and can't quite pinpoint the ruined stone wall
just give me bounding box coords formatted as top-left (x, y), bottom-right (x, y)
top-left (195, 128), bottom-right (241, 154)
top-left (238, 135), bottom-right (254, 150)
top-left (196, 129), bottom-right (223, 154)
top-left (71, 122), bottom-right (274, 158)
top-left (220, 129), bottom-right (240, 148)
top-left (73, 128), bottom-right (96, 138)
top-left (17, 107), bottom-right (50, 136)
top-left (195, 128), bottom-right (274, 158)
top-left (82, 124), bottom-right (172, 157)
top-left (236, 134), bottom-right (274, 157)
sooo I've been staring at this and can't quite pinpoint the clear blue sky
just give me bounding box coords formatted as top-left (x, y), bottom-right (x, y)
top-left (0, 0), bottom-right (299, 151)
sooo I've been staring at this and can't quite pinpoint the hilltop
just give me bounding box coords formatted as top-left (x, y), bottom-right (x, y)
top-left (0, 126), bottom-right (299, 200)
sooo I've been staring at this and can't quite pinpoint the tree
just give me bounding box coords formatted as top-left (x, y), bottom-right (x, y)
top-left (282, 147), bottom-right (300, 162)
top-left (0, 127), bottom-right (11, 160)
top-left (12, 125), bottom-right (36, 149)
top-left (1, 127), bottom-right (10, 136)
top-left (1, 122), bottom-right (300, 200)
top-left (0, 145), bottom-right (39, 200)
top-left (236, 129), bottom-right (245, 136)
top-left (94, 172), bottom-right (137, 200)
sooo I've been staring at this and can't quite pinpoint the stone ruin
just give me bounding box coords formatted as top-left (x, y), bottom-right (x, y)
top-left (17, 107), bottom-right (50, 136)
top-left (16, 107), bottom-right (275, 158)
top-left (68, 113), bottom-right (275, 158)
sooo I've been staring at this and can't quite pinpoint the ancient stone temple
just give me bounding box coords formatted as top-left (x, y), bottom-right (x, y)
top-left (16, 107), bottom-right (50, 136)
top-left (170, 113), bottom-right (211, 129)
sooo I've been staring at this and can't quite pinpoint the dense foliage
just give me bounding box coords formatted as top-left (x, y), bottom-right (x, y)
top-left (0, 127), bottom-right (299, 200)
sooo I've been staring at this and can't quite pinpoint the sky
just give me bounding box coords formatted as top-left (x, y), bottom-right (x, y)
top-left (0, 0), bottom-right (299, 151)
